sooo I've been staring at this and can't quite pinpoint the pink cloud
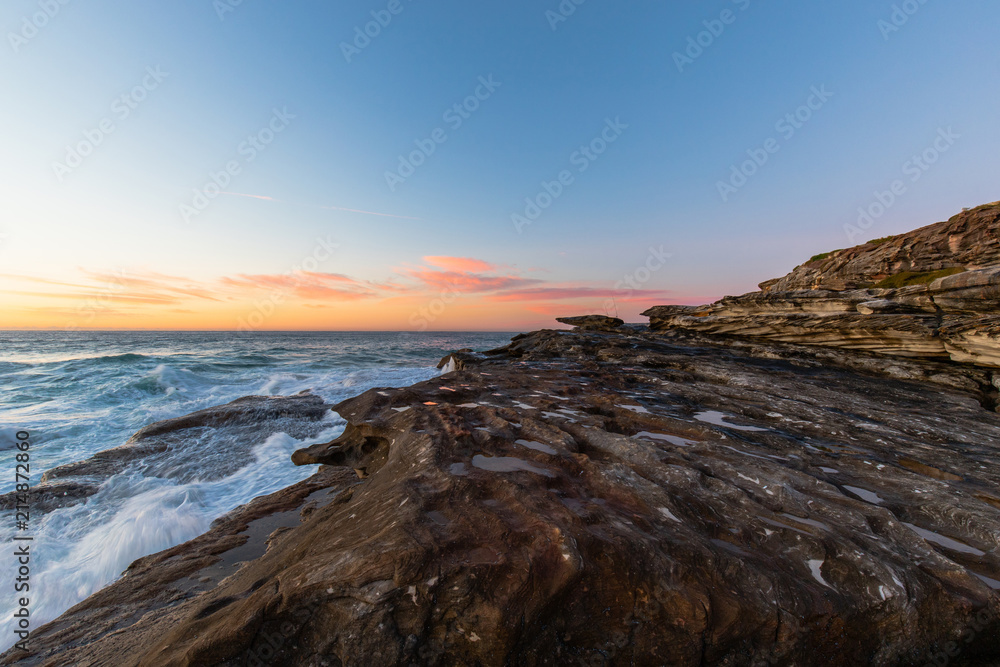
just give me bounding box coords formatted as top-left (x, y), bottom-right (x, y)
top-left (487, 287), bottom-right (674, 302)
top-left (422, 256), bottom-right (496, 273)
top-left (404, 267), bottom-right (540, 293)
top-left (220, 272), bottom-right (378, 301)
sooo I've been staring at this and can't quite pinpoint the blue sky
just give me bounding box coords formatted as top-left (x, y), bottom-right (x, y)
top-left (1, 0), bottom-right (997, 329)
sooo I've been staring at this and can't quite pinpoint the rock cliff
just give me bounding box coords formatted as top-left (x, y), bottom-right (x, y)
top-left (645, 202), bottom-right (1000, 368)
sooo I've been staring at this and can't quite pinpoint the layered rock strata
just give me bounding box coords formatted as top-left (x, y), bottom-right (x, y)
top-left (644, 203), bottom-right (1000, 368)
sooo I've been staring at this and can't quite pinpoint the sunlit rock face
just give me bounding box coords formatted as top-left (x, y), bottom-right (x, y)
top-left (644, 203), bottom-right (1000, 369)
top-left (8, 328), bottom-right (999, 666)
top-left (763, 202), bottom-right (1000, 293)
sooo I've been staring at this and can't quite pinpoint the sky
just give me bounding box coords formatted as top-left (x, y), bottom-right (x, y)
top-left (1, 0), bottom-right (997, 331)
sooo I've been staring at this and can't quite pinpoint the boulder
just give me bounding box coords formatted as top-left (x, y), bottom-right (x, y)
top-left (556, 314), bottom-right (625, 330)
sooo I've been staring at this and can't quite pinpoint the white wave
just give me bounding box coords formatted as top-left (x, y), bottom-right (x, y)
top-left (0, 415), bottom-right (347, 649)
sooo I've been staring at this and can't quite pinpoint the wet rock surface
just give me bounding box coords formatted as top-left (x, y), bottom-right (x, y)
top-left (8, 328), bottom-right (1000, 666)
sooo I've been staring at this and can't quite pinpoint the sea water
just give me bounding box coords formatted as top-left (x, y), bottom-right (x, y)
top-left (0, 331), bottom-right (513, 648)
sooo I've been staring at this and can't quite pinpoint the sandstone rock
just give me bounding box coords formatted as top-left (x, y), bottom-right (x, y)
top-left (8, 329), bottom-right (1000, 666)
top-left (645, 203), bottom-right (1000, 368)
top-left (857, 299), bottom-right (912, 315)
top-left (942, 317), bottom-right (1000, 368)
top-left (764, 202), bottom-right (1000, 292)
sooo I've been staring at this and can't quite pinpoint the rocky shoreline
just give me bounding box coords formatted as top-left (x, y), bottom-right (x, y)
top-left (4, 204), bottom-right (999, 666)
top-left (5, 324), bottom-right (999, 666)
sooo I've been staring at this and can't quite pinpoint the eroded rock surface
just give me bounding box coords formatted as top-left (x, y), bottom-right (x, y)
top-left (9, 329), bottom-right (1000, 666)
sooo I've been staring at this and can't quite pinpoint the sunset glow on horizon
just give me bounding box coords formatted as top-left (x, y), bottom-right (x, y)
top-left (0, 255), bottom-right (710, 331)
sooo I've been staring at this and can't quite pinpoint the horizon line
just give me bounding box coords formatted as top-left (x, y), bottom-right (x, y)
top-left (0, 328), bottom-right (550, 333)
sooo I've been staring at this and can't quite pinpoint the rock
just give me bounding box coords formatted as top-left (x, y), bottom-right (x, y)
top-left (932, 266), bottom-right (1000, 312)
top-left (856, 299), bottom-right (913, 315)
top-left (942, 317), bottom-right (1000, 368)
top-left (556, 314), bottom-right (625, 330)
top-left (9, 329), bottom-right (1000, 666)
top-left (436, 349), bottom-right (478, 372)
top-left (645, 202), bottom-right (1000, 368)
top-left (763, 202), bottom-right (1000, 292)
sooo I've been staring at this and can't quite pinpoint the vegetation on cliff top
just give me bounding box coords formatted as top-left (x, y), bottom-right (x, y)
top-left (874, 267), bottom-right (965, 289)
top-left (808, 249), bottom-right (843, 263)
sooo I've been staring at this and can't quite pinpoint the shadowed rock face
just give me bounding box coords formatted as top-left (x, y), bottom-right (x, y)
top-left (556, 315), bottom-right (625, 331)
top-left (8, 329), bottom-right (999, 666)
top-left (644, 203), bottom-right (1000, 368)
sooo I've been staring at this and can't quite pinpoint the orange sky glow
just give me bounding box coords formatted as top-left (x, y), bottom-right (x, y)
top-left (0, 256), bottom-right (711, 331)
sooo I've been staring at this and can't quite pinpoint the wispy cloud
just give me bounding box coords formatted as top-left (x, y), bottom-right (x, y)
top-left (219, 192), bottom-right (422, 221)
top-left (318, 205), bottom-right (422, 221)
top-left (1, 270), bottom-right (224, 306)
top-left (221, 191), bottom-right (277, 201)
top-left (219, 272), bottom-right (377, 301)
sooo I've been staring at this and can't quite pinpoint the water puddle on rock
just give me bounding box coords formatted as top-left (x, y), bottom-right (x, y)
top-left (515, 439), bottom-right (557, 455)
top-left (471, 455), bottom-right (555, 478)
top-left (780, 512), bottom-right (830, 531)
top-left (903, 522), bottom-right (986, 556)
top-left (694, 411), bottom-right (768, 432)
top-left (633, 431), bottom-right (698, 447)
top-left (972, 572), bottom-right (1000, 590)
top-left (808, 559), bottom-right (832, 588)
top-left (842, 485), bottom-right (885, 505)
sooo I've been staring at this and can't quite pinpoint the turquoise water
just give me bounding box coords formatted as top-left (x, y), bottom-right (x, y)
top-left (0, 331), bottom-right (514, 646)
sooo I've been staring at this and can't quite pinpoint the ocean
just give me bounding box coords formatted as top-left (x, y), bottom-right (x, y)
top-left (0, 330), bottom-right (515, 647)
